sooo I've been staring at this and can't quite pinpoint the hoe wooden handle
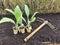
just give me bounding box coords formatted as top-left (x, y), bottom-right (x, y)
top-left (24, 21), bottom-right (48, 42)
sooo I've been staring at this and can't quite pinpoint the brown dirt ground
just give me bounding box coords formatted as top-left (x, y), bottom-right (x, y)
top-left (0, 13), bottom-right (60, 45)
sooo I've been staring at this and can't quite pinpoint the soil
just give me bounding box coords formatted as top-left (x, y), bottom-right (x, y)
top-left (0, 13), bottom-right (60, 45)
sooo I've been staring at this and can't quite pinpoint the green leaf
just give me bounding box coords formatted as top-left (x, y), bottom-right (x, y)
top-left (30, 12), bottom-right (38, 23)
top-left (24, 5), bottom-right (30, 17)
top-left (30, 17), bottom-right (36, 23)
top-left (14, 5), bottom-right (22, 25)
top-left (0, 17), bottom-right (15, 24)
top-left (18, 17), bottom-right (22, 25)
top-left (31, 12), bottom-right (38, 19)
top-left (5, 9), bottom-right (14, 15)
top-left (22, 17), bottom-right (26, 23)
top-left (18, 17), bottom-right (26, 25)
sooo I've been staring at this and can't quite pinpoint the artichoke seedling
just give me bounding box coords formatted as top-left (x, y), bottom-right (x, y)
top-left (24, 5), bottom-right (38, 33)
top-left (5, 5), bottom-right (26, 34)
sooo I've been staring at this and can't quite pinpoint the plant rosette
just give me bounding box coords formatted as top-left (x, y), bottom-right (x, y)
top-left (5, 5), bottom-right (26, 34)
top-left (26, 25), bottom-right (32, 33)
top-left (18, 24), bottom-right (25, 34)
top-left (24, 5), bottom-right (38, 33)
top-left (13, 26), bottom-right (18, 35)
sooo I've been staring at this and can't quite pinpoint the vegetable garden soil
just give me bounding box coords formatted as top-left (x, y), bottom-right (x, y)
top-left (0, 13), bottom-right (60, 45)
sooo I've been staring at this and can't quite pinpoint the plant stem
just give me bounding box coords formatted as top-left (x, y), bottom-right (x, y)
top-left (27, 16), bottom-right (29, 25)
top-left (15, 21), bottom-right (18, 29)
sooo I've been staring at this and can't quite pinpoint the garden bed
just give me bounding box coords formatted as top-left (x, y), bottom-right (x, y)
top-left (0, 13), bottom-right (60, 45)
